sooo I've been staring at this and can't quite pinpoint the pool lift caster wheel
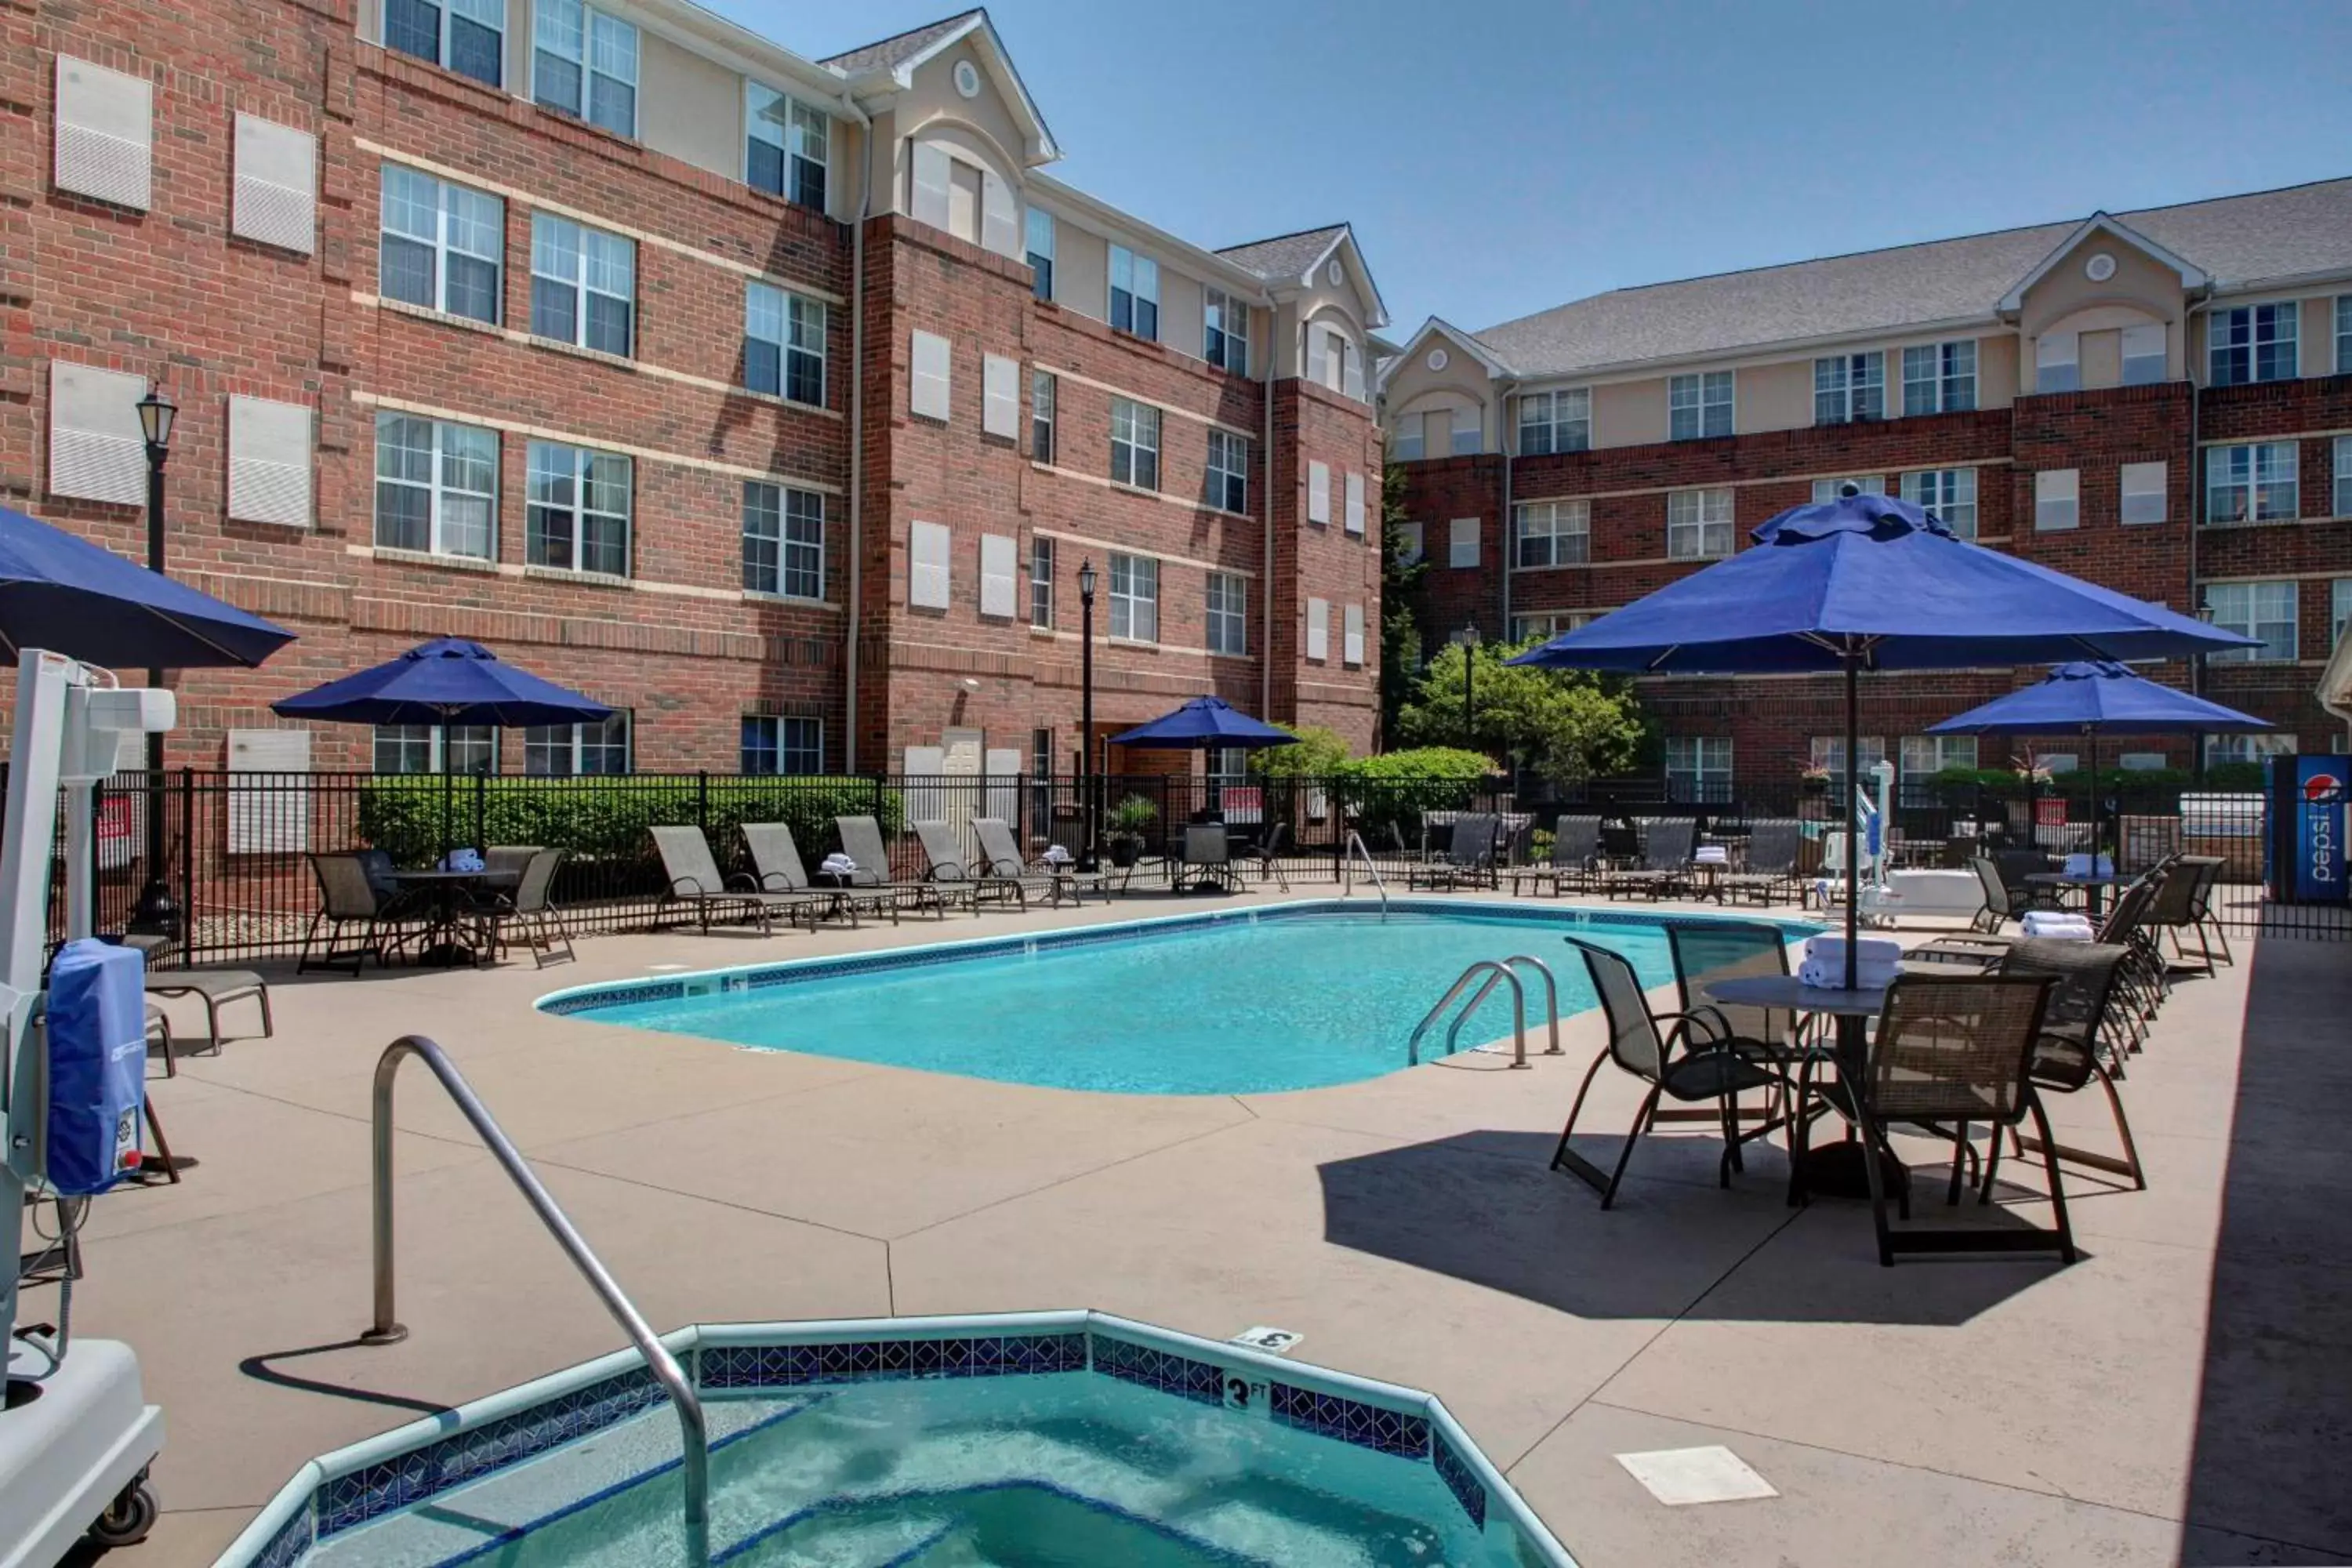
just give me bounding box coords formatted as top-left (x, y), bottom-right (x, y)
top-left (89, 1469), bottom-right (158, 1548)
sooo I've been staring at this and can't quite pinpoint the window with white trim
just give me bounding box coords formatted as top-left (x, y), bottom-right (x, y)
top-left (375, 724), bottom-right (497, 775)
top-left (2209, 303), bottom-right (2297, 387)
top-left (1450, 408), bottom-right (1481, 456)
top-left (2332, 576), bottom-right (2350, 648)
top-left (1031, 371), bottom-right (1056, 463)
top-left (2205, 732), bottom-right (2298, 768)
top-left (527, 712), bottom-right (630, 776)
top-left (745, 281), bottom-right (824, 405)
top-left (2121, 323), bottom-right (2166, 386)
top-left (2205, 441), bottom-right (2299, 525)
top-left (1900, 340), bottom-right (1976, 416)
top-left (1207, 572), bottom-right (1247, 655)
top-left (2120, 462), bottom-right (2167, 526)
top-left (1395, 521), bottom-right (1424, 564)
top-left (1668, 372), bottom-right (1733, 440)
top-left (530, 213), bottom-right (633, 356)
top-left (2339, 296), bottom-right (2352, 376)
top-left (1809, 734), bottom-right (1886, 784)
top-left (2336, 434), bottom-right (2351, 517)
top-left (740, 715), bottom-right (822, 776)
top-left (2034, 332), bottom-right (2078, 394)
top-left (375, 412), bottom-right (496, 560)
top-left (534, 0), bottom-right (637, 138)
top-left (1109, 245), bottom-right (1158, 341)
top-left (1512, 611), bottom-right (1589, 643)
top-left (1811, 476), bottom-right (1886, 502)
top-left (1813, 350), bottom-right (1883, 425)
top-left (1666, 487), bottom-right (1733, 560)
top-left (525, 440), bottom-right (630, 577)
top-left (746, 82), bottom-right (827, 210)
top-left (1900, 735), bottom-right (1978, 779)
top-left (2205, 580), bottom-right (2297, 663)
top-left (1205, 429), bottom-right (1247, 514)
top-left (1204, 289), bottom-right (1249, 375)
top-left (1025, 206), bottom-right (1054, 302)
top-left (742, 481), bottom-right (823, 601)
top-left (379, 164), bottom-right (502, 323)
top-left (2034, 469), bottom-right (2078, 532)
top-left (1518, 389), bottom-right (1590, 455)
top-left (1665, 737), bottom-right (1732, 800)
top-left (1899, 468), bottom-right (1976, 539)
top-left (1448, 517), bottom-right (1479, 568)
top-left (1030, 534), bottom-right (1054, 629)
top-left (386, 0), bottom-right (503, 89)
top-left (1515, 499), bottom-right (1588, 567)
top-left (1392, 419), bottom-right (1424, 462)
top-left (1109, 553), bottom-right (1157, 642)
top-left (1110, 397), bottom-right (1160, 490)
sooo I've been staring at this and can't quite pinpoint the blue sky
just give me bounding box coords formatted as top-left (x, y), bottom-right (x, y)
top-left (706, 0), bottom-right (2352, 340)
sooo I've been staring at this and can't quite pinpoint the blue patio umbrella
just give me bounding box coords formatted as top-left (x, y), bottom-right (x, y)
top-left (1510, 491), bottom-right (2256, 982)
top-left (0, 505), bottom-right (294, 668)
top-left (1108, 696), bottom-right (1295, 750)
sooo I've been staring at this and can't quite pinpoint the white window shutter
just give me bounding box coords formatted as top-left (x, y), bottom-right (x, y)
top-left (982, 354), bottom-right (1017, 438)
top-left (1307, 460), bottom-right (1330, 524)
top-left (978, 532), bottom-right (1016, 618)
top-left (55, 57), bottom-right (152, 210)
top-left (909, 519), bottom-right (951, 608)
top-left (1306, 325), bottom-right (1330, 387)
top-left (910, 329), bottom-right (951, 421)
top-left (1343, 603), bottom-right (1366, 666)
top-left (1305, 598), bottom-right (1329, 661)
top-left (1449, 517), bottom-right (1480, 568)
top-left (227, 395), bottom-right (314, 527)
top-left (47, 361), bottom-right (147, 506)
top-left (980, 169), bottom-right (1018, 259)
top-left (910, 140), bottom-right (952, 231)
top-left (1344, 470), bottom-right (1365, 535)
top-left (1342, 340), bottom-right (1364, 401)
top-left (232, 114), bottom-right (318, 252)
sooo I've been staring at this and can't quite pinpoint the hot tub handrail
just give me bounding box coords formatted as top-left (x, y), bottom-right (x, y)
top-left (360, 1034), bottom-right (710, 1568)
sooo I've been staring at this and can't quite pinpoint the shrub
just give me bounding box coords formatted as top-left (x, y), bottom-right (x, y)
top-left (1332, 748), bottom-right (1497, 837)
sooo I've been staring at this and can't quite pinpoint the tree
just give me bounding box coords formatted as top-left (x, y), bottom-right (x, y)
top-left (1377, 462), bottom-right (1426, 749)
top-left (1396, 636), bottom-right (1646, 788)
top-left (1252, 723), bottom-right (1351, 778)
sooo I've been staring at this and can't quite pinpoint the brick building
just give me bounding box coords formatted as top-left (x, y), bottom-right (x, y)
top-left (5, 4), bottom-right (1386, 781)
top-left (1380, 183), bottom-right (2352, 795)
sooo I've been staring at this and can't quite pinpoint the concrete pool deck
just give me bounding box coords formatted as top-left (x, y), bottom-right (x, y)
top-left (53, 888), bottom-right (2352, 1566)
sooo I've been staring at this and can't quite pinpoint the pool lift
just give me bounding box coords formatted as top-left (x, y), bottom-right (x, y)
top-left (1, 650), bottom-right (175, 1563)
top-left (1814, 760), bottom-right (1901, 927)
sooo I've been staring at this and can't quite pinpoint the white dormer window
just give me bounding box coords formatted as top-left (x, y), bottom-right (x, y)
top-left (1392, 419), bottom-right (1424, 462)
top-left (1110, 246), bottom-right (1159, 342)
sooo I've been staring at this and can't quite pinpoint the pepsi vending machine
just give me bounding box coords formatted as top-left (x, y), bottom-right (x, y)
top-left (2264, 754), bottom-right (2349, 903)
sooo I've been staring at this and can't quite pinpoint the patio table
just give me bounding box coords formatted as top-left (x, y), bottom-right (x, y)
top-left (1704, 972), bottom-right (1893, 1200)
top-left (2026, 869), bottom-right (2125, 919)
top-left (389, 868), bottom-right (515, 967)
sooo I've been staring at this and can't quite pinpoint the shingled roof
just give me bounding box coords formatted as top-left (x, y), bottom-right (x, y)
top-left (1217, 225), bottom-right (1352, 281)
top-left (818, 10), bottom-right (983, 74)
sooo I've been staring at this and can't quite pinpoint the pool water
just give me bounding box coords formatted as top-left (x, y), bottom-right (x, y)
top-left (557, 902), bottom-right (1805, 1096)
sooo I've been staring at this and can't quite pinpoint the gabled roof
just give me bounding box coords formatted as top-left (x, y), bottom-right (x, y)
top-left (1217, 223), bottom-right (1390, 328)
top-left (817, 10), bottom-right (980, 73)
top-left (824, 9), bottom-right (1060, 164)
top-left (1376, 317), bottom-right (1517, 394)
top-left (1996, 211), bottom-right (2209, 312)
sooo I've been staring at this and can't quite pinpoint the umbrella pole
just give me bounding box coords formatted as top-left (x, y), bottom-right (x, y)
top-left (1843, 654), bottom-right (1860, 989)
top-left (440, 719), bottom-right (453, 867)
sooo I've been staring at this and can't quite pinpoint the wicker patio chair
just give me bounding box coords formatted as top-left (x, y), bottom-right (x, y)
top-left (1512, 815), bottom-right (1600, 897)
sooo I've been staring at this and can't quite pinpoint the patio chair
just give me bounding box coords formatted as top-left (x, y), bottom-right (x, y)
top-left (2136, 853), bottom-right (2220, 978)
top-left (1512, 815), bottom-right (1599, 897)
top-left (909, 819), bottom-right (1014, 912)
top-left (1993, 940), bottom-right (2144, 1190)
top-left (1966, 853), bottom-right (2070, 933)
top-left (1236, 820), bottom-right (1290, 890)
top-left (1551, 934), bottom-right (1789, 1209)
top-left (649, 826), bottom-right (824, 935)
top-left (143, 968), bottom-right (273, 1053)
top-left (483, 844), bottom-right (542, 883)
top-left (1174, 822), bottom-right (1242, 894)
top-left (1602, 818), bottom-right (1694, 901)
top-left (470, 848), bottom-right (575, 968)
top-left (971, 816), bottom-right (1094, 906)
top-left (834, 815), bottom-right (949, 917)
top-left (2167, 855), bottom-right (2231, 973)
top-left (1724, 819), bottom-right (1802, 906)
top-left (298, 851), bottom-right (423, 975)
top-left (740, 822), bottom-right (893, 927)
top-left (1406, 814), bottom-right (1497, 891)
top-left (1665, 920), bottom-right (1815, 1131)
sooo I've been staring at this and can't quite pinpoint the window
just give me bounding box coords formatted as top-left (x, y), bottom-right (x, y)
top-left (1448, 517), bottom-right (1479, 568)
top-left (379, 164), bottom-right (503, 323)
top-left (1814, 350), bottom-right (1884, 425)
top-left (534, 0), bottom-right (637, 138)
top-left (1811, 476), bottom-right (1886, 503)
top-left (1518, 389), bottom-right (1590, 455)
top-left (1669, 372), bottom-right (1733, 440)
top-left (1207, 747), bottom-right (1248, 787)
top-left (375, 413), bottom-right (496, 559)
top-left (1809, 734), bottom-right (1886, 784)
top-left (1025, 207), bottom-right (1054, 302)
top-left (1900, 340), bottom-right (1976, 416)
top-left (525, 441), bottom-right (630, 576)
top-left (1031, 371), bottom-right (1056, 463)
top-left (1109, 245), bottom-right (1159, 341)
top-left (2118, 753), bottom-right (2168, 773)
top-left (2205, 733), bottom-right (2299, 768)
top-left (2205, 441), bottom-right (2299, 525)
top-left (1109, 397), bottom-right (1160, 490)
top-left (1395, 521), bottom-right (1424, 564)
top-left (746, 82), bottom-right (827, 210)
top-left (2205, 580), bottom-right (2297, 662)
top-left (1205, 429), bottom-right (1248, 514)
top-left (742, 481), bottom-right (823, 600)
top-left (1900, 735), bottom-right (1978, 779)
top-left (1512, 611), bottom-right (1590, 642)
top-left (526, 713), bottom-right (630, 775)
top-left (2339, 296), bottom-right (2352, 376)
top-left (2336, 435), bottom-right (2351, 517)
top-left (2034, 470), bottom-right (2079, 532)
top-left (1109, 554), bottom-right (1157, 642)
top-left (740, 715), bottom-right (822, 775)
top-left (2120, 462), bottom-right (2168, 526)
top-left (1450, 408), bottom-right (1480, 456)
top-left (2209, 303), bottom-right (2297, 387)
top-left (1665, 737), bottom-right (1732, 801)
top-left (1514, 499), bottom-right (1588, 568)
top-left (530, 213), bottom-right (633, 355)
top-left (1204, 289), bottom-right (1249, 376)
top-left (1392, 420), bottom-right (1424, 462)
top-left (1029, 534), bottom-right (1054, 629)
top-left (386, 0), bottom-right (503, 89)
top-left (744, 281), bottom-right (824, 405)
top-left (374, 724), bottom-right (495, 775)
top-left (1032, 728), bottom-right (1053, 779)
top-left (1666, 488), bottom-right (1733, 560)
top-left (2122, 323), bottom-right (2166, 386)
top-left (2034, 332), bottom-right (2079, 394)
top-left (1900, 468), bottom-right (1977, 539)
top-left (1207, 572), bottom-right (1247, 655)
top-left (2333, 577), bottom-right (2351, 648)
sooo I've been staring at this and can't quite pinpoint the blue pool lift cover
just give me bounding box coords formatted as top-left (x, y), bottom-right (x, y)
top-left (0, 504), bottom-right (295, 668)
top-left (1926, 660), bottom-right (2274, 735)
top-left (1109, 696), bottom-right (1295, 750)
top-left (270, 638), bottom-right (614, 728)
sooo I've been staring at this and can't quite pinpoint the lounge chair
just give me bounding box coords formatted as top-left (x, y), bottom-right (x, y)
top-left (469, 848), bottom-right (576, 967)
top-left (143, 968), bottom-right (273, 1053)
top-left (740, 822), bottom-right (893, 926)
top-left (971, 816), bottom-right (1096, 906)
top-left (834, 815), bottom-right (949, 917)
top-left (1603, 818), bottom-right (1694, 900)
top-left (648, 826), bottom-right (824, 935)
top-left (1173, 822), bottom-right (1241, 894)
top-left (1406, 814), bottom-right (1497, 891)
top-left (909, 819), bottom-right (1017, 912)
top-left (1512, 815), bottom-right (1599, 897)
top-left (1724, 819), bottom-right (1802, 906)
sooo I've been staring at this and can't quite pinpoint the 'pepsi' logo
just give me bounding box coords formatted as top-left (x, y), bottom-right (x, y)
top-left (2307, 773), bottom-right (2345, 806)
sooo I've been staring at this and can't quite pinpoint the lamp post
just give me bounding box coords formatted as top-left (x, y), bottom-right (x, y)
top-left (1453, 622), bottom-right (1481, 748)
top-left (1078, 557), bottom-right (1098, 871)
top-left (128, 382), bottom-right (179, 937)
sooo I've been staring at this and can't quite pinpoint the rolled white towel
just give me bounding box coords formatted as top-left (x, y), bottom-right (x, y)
top-left (1804, 935), bottom-right (1900, 969)
top-left (820, 853), bottom-right (858, 877)
top-left (1800, 957), bottom-right (1900, 990)
top-left (1693, 844), bottom-right (1729, 865)
top-left (1041, 844), bottom-right (1073, 865)
top-left (2022, 911), bottom-right (2092, 932)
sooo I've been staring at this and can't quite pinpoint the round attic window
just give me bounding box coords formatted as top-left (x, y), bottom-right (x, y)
top-left (1327, 260), bottom-right (1344, 287)
top-left (2085, 252), bottom-right (2117, 282)
top-left (953, 60), bottom-right (981, 98)
top-left (1427, 348), bottom-right (1449, 372)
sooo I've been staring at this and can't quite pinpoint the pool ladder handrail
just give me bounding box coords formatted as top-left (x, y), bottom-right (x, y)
top-left (1341, 829), bottom-right (1388, 920)
top-left (1407, 956), bottom-right (1563, 1069)
top-left (360, 1035), bottom-right (711, 1568)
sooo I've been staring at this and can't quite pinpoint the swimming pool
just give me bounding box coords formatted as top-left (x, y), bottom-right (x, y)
top-left (543, 901), bottom-right (1812, 1096)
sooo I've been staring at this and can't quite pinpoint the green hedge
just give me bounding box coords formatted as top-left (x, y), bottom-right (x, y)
top-left (355, 775), bottom-right (904, 867)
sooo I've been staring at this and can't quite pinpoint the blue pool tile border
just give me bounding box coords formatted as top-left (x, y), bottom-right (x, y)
top-left (1088, 1332), bottom-right (1225, 1406)
top-left (251, 1505), bottom-right (312, 1568)
top-left (1432, 1427), bottom-right (1489, 1530)
top-left (1267, 1380), bottom-right (1431, 1459)
top-left (700, 1331), bottom-right (1087, 1388)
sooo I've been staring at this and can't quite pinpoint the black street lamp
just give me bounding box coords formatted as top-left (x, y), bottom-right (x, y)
top-left (1454, 622), bottom-right (1481, 746)
top-left (129, 382), bottom-right (179, 937)
top-left (1077, 557), bottom-right (1098, 871)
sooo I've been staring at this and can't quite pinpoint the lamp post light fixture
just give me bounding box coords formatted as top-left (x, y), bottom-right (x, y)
top-left (129, 382), bottom-right (180, 938)
top-left (1453, 622), bottom-right (1482, 748)
top-left (1077, 557), bottom-right (1099, 871)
